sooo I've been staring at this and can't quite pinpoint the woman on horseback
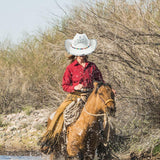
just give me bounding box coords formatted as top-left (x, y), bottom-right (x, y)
top-left (48, 33), bottom-right (104, 135)
top-left (61, 33), bottom-right (104, 129)
top-left (39, 33), bottom-right (115, 157)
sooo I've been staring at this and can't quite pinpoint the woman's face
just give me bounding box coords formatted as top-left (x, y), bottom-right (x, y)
top-left (77, 56), bottom-right (85, 61)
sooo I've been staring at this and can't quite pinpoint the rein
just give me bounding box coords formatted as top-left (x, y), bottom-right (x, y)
top-left (84, 96), bottom-right (114, 117)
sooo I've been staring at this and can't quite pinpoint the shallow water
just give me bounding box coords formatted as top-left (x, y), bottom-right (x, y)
top-left (0, 155), bottom-right (43, 160)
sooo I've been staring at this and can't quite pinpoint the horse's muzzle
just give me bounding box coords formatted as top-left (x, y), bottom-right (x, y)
top-left (106, 104), bottom-right (116, 117)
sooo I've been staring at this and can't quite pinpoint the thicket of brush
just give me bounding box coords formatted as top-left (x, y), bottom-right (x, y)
top-left (0, 0), bottom-right (159, 157)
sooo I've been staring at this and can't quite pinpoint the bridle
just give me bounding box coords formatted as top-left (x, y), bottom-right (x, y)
top-left (84, 94), bottom-right (114, 117)
top-left (100, 97), bottom-right (114, 106)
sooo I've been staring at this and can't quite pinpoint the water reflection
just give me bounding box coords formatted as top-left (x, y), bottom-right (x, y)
top-left (0, 155), bottom-right (43, 160)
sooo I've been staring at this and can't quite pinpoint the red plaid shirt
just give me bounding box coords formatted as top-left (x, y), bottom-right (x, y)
top-left (62, 59), bottom-right (104, 92)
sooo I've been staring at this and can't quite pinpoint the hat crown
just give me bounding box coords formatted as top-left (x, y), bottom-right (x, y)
top-left (72, 33), bottom-right (90, 48)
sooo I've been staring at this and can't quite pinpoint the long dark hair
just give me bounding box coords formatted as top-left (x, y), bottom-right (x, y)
top-left (67, 55), bottom-right (76, 63)
top-left (68, 55), bottom-right (88, 63)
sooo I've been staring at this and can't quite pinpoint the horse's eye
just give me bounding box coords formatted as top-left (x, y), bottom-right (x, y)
top-left (106, 88), bottom-right (110, 92)
top-left (99, 93), bottom-right (103, 96)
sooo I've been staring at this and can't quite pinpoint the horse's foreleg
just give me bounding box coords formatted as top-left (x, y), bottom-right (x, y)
top-left (83, 131), bottom-right (98, 160)
top-left (67, 137), bottom-right (80, 156)
top-left (67, 126), bottom-right (84, 157)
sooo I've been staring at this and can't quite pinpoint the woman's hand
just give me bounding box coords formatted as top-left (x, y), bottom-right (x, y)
top-left (74, 84), bottom-right (83, 91)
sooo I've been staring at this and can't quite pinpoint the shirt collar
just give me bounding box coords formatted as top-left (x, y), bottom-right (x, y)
top-left (73, 59), bottom-right (90, 67)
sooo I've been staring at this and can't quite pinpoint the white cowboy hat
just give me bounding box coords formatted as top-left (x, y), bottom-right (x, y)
top-left (65, 33), bottom-right (97, 56)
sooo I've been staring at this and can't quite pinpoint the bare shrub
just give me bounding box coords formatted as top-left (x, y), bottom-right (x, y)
top-left (0, 31), bottom-right (67, 113)
top-left (62, 0), bottom-right (160, 154)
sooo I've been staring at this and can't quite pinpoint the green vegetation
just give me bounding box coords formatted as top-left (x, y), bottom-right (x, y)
top-left (0, 118), bottom-right (4, 127)
top-left (153, 144), bottom-right (160, 156)
top-left (0, 0), bottom-right (160, 157)
top-left (22, 106), bottom-right (33, 116)
top-left (0, 116), bottom-right (8, 127)
top-left (34, 124), bottom-right (45, 131)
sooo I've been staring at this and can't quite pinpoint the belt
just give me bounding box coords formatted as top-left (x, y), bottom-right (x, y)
top-left (79, 88), bottom-right (93, 93)
top-left (81, 88), bottom-right (92, 92)
top-left (71, 88), bottom-right (93, 96)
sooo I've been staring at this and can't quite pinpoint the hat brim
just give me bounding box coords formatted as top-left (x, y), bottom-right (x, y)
top-left (65, 39), bottom-right (97, 56)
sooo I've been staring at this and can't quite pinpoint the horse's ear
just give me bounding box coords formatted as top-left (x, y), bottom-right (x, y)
top-left (93, 81), bottom-right (99, 89)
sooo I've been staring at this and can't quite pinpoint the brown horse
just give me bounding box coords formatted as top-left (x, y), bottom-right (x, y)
top-left (66, 82), bottom-right (115, 160)
top-left (48, 82), bottom-right (115, 160)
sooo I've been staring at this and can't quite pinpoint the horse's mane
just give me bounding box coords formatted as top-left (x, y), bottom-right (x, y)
top-left (95, 81), bottom-right (112, 94)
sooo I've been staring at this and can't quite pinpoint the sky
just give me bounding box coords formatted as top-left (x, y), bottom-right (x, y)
top-left (0, 0), bottom-right (81, 44)
top-left (0, 0), bottom-right (138, 45)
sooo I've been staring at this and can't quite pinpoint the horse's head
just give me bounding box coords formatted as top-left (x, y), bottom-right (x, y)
top-left (94, 81), bottom-right (115, 116)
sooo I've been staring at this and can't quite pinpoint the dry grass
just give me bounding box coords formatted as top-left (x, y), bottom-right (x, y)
top-left (0, 29), bottom-right (67, 113)
top-left (0, 0), bottom-right (160, 157)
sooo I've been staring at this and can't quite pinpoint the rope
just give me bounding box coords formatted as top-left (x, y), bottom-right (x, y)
top-left (84, 105), bottom-right (106, 117)
top-left (83, 98), bottom-right (114, 117)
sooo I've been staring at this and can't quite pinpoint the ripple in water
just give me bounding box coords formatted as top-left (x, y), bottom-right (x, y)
top-left (0, 155), bottom-right (43, 160)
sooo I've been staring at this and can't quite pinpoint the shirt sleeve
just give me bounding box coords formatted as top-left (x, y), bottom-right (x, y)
top-left (62, 67), bottom-right (75, 93)
top-left (93, 65), bottom-right (104, 83)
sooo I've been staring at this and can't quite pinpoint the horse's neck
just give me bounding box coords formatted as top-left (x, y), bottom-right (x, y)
top-left (78, 92), bottom-right (99, 128)
top-left (69, 92), bottom-right (100, 144)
